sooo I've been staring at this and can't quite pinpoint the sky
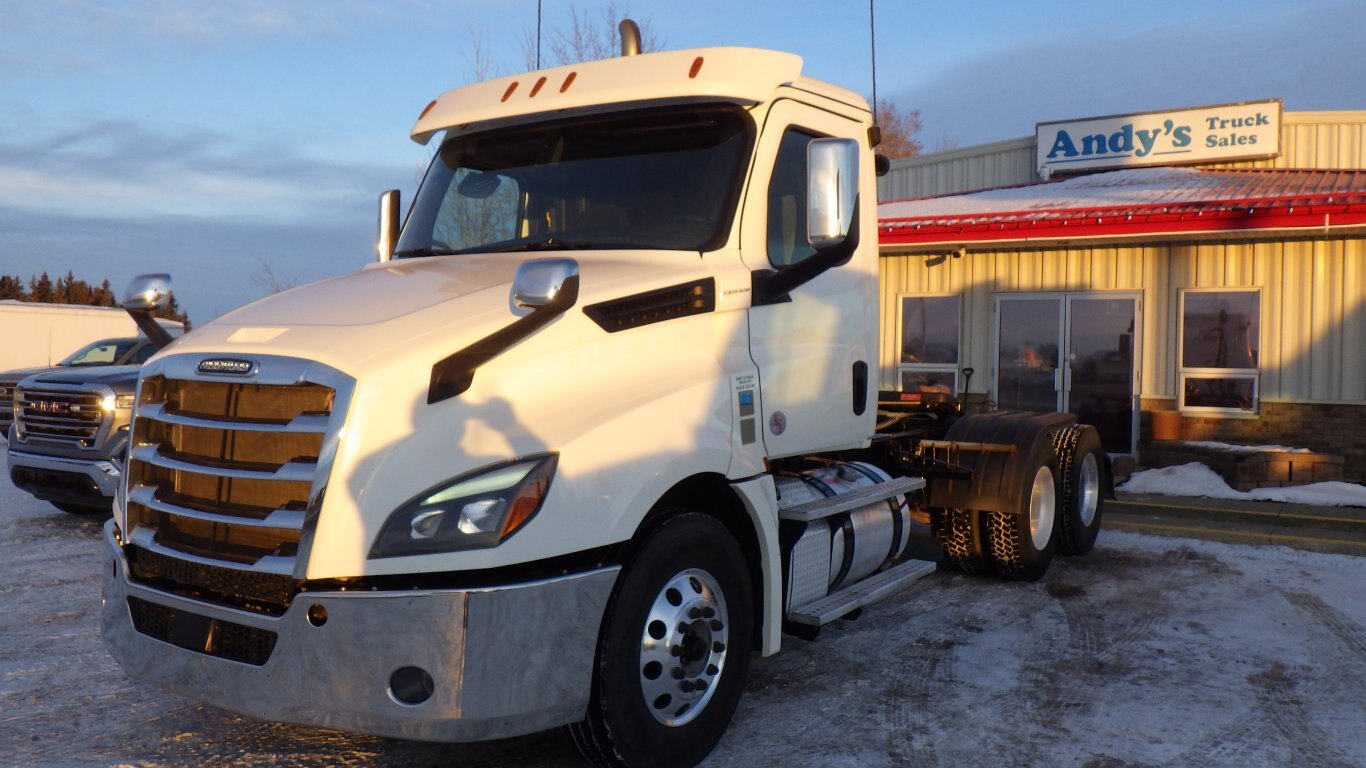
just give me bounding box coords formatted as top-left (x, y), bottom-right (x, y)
top-left (2, 0), bottom-right (1363, 326)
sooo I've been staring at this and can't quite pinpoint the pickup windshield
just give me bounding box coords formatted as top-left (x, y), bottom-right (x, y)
top-left (396, 104), bottom-right (752, 256)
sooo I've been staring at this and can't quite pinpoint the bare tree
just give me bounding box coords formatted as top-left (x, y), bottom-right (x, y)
top-left (932, 131), bottom-right (961, 153)
top-left (250, 255), bottom-right (297, 295)
top-left (542, 3), bottom-right (663, 67)
top-left (875, 100), bottom-right (924, 160)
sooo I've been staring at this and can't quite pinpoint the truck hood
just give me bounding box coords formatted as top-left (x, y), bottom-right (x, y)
top-left (25, 364), bottom-right (142, 390)
top-left (175, 250), bottom-right (720, 376)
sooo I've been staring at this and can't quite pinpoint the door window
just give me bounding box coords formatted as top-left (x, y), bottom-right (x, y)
top-left (766, 129), bottom-right (819, 267)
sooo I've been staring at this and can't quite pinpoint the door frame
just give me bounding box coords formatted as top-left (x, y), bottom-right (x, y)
top-left (991, 290), bottom-right (1142, 456)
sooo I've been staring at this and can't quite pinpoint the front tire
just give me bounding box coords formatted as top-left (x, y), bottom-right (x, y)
top-left (571, 513), bottom-right (753, 768)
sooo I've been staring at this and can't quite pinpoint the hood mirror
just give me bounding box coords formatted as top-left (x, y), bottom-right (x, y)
top-left (512, 258), bottom-right (580, 310)
top-left (122, 274), bottom-right (177, 350)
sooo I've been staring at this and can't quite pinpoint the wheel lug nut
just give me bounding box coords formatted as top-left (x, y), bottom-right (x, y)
top-left (709, 620), bottom-right (723, 631)
top-left (693, 678), bottom-right (709, 691)
top-left (678, 622), bottom-right (690, 633)
top-left (713, 641), bottom-right (725, 653)
top-left (688, 607), bottom-right (702, 619)
top-left (670, 645), bottom-right (682, 657)
top-left (707, 664), bottom-right (719, 675)
top-left (680, 680), bottom-right (695, 693)
top-left (702, 607), bottom-right (716, 618)
top-left (672, 668), bottom-right (685, 679)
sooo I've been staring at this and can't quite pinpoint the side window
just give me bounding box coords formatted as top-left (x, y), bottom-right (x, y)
top-left (767, 129), bottom-right (819, 267)
top-left (899, 295), bottom-right (961, 395)
top-left (1179, 289), bottom-right (1260, 415)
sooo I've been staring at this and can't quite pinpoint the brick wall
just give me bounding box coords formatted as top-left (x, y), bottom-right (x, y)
top-left (1139, 401), bottom-right (1366, 483)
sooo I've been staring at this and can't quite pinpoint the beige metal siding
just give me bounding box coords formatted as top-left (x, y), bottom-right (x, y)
top-left (878, 237), bottom-right (1366, 405)
top-left (877, 137), bottom-right (1035, 200)
top-left (878, 112), bottom-right (1366, 201)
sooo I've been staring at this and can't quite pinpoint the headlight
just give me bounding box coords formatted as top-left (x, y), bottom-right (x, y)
top-left (101, 393), bottom-right (136, 412)
top-left (369, 454), bottom-right (558, 558)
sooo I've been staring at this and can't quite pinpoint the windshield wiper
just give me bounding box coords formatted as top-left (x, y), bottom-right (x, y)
top-left (392, 247), bottom-right (466, 258)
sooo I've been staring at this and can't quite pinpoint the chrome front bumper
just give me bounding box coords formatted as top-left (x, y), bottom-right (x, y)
top-left (101, 521), bottom-right (620, 742)
top-left (7, 447), bottom-right (122, 503)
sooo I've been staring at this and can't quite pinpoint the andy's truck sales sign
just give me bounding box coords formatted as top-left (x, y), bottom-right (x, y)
top-left (1036, 99), bottom-right (1281, 175)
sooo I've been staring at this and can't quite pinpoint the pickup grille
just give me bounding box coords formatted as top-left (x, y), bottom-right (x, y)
top-left (124, 361), bottom-right (350, 614)
top-left (0, 379), bottom-right (18, 427)
top-left (14, 385), bottom-right (107, 447)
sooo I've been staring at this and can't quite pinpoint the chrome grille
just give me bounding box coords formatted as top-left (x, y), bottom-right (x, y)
top-left (14, 385), bottom-right (107, 447)
top-left (0, 379), bottom-right (18, 426)
top-left (123, 356), bottom-right (352, 613)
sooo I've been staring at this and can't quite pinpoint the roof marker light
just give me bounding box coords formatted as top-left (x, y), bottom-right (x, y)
top-left (530, 76), bottom-right (547, 97)
top-left (560, 72), bottom-right (577, 92)
top-left (418, 100), bottom-right (438, 120)
top-left (689, 57), bottom-right (704, 79)
top-left (501, 82), bottom-right (519, 102)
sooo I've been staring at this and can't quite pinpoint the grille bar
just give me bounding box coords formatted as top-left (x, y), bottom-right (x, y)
top-left (128, 527), bottom-right (296, 576)
top-left (15, 386), bottom-right (106, 445)
top-left (137, 402), bottom-right (330, 433)
top-left (128, 485), bottom-right (306, 530)
top-left (130, 444), bottom-right (317, 483)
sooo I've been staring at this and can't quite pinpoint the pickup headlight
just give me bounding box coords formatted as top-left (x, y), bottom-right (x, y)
top-left (101, 393), bottom-right (137, 412)
top-left (369, 454), bottom-right (557, 558)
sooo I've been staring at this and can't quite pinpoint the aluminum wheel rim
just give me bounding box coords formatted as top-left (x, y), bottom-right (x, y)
top-left (638, 567), bottom-right (729, 727)
top-left (1029, 466), bottom-right (1057, 551)
top-left (1077, 452), bottom-right (1101, 527)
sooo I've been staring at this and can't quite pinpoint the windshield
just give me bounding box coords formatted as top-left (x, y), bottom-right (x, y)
top-left (60, 338), bottom-right (142, 366)
top-left (396, 104), bottom-right (753, 256)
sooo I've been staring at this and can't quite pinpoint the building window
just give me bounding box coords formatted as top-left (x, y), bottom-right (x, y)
top-left (899, 294), bottom-right (961, 395)
top-left (1179, 289), bottom-right (1260, 415)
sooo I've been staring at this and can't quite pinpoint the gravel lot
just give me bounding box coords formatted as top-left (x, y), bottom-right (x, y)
top-left (3, 441), bottom-right (1365, 768)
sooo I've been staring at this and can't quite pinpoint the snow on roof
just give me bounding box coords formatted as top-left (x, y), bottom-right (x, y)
top-left (878, 167), bottom-right (1366, 247)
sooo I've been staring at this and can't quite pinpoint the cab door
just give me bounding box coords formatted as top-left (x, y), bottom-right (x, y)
top-left (742, 99), bottom-right (877, 458)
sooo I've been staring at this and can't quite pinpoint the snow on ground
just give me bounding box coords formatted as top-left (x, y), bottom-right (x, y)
top-left (1174, 440), bottom-right (1310, 454)
top-left (1118, 461), bottom-right (1366, 508)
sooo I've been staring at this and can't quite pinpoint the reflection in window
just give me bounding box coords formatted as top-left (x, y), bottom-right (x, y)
top-left (1179, 289), bottom-right (1260, 415)
top-left (899, 295), bottom-right (960, 395)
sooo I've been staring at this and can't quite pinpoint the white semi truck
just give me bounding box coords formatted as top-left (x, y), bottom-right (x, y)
top-left (102, 29), bottom-right (1108, 768)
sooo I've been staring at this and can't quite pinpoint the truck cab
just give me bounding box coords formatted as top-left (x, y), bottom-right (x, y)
top-left (101, 38), bottom-right (1105, 768)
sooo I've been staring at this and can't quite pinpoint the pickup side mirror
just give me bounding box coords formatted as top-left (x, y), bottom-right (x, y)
top-left (122, 274), bottom-right (177, 350)
top-left (752, 137), bottom-right (862, 306)
top-left (377, 189), bottom-right (400, 263)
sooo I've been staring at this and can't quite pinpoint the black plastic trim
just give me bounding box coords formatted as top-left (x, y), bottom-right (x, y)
top-left (751, 196), bottom-right (862, 307)
top-left (428, 275), bottom-right (580, 404)
top-left (582, 278), bottom-right (716, 333)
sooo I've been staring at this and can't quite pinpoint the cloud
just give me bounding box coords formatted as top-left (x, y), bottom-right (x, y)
top-left (0, 206), bottom-right (372, 326)
top-left (0, 120), bottom-right (401, 223)
top-left (897, 1), bottom-right (1366, 147)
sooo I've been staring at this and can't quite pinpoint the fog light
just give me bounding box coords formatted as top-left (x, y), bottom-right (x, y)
top-left (389, 666), bottom-right (435, 706)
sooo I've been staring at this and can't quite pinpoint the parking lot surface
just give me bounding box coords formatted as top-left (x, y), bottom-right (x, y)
top-left (3, 443), bottom-right (1364, 768)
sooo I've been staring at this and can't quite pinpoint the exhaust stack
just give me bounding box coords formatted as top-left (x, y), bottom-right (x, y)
top-left (619, 19), bottom-right (641, 56)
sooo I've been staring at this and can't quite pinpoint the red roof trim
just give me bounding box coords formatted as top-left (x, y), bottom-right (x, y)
top-left (879, 193), bottom-right (1366, 246)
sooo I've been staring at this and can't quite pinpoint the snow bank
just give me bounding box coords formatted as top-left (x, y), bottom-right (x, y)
top-left (1117, 462), bottom-right (1366, 508)
top-left (1175, 440), bottom-right (1310, 454)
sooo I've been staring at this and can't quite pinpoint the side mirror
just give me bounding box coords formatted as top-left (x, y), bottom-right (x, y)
top-left (807, 137), bottom-right (859, 249)
top-left (123, 274), bottom-right (172, 311)
top-left (122, 274), bottom-right (177, 350)
top-left (377, 189), bottom-right (400, 263)
top-left (512, 258), bottom-right (580, 309)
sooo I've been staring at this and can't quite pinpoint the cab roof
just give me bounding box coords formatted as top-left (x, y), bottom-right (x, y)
top-left (410, 46), bottom-right (866, 143)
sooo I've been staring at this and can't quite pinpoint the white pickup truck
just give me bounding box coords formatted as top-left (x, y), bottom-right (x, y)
top-left (102, 28), bottom-right (1108, 768)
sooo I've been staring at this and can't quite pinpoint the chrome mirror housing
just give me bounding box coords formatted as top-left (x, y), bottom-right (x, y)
top-left (122, 274), bottom-right (173, 310)
top-left (807, 137), bottom-right (859, 250)
top-left (377, 189), bottom-right (400, 263)
top-left (512, 258), bottom-right (580, 309)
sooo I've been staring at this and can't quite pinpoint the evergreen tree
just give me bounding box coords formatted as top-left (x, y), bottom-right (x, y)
top-left (0, 274), bottom-right (25, 300)
top-left (29, 272), bottom-right (55, 303)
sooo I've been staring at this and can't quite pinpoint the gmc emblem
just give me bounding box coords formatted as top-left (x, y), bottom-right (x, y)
top-left (198, 358), bottom-right (256, 376)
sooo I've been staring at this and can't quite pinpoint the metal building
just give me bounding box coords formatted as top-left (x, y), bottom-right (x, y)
top-left (875, 105), bottom-right (1366, 479)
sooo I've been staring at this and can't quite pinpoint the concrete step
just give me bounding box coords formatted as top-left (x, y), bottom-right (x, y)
top-left (1106, 493), bottom-right (1366, 556)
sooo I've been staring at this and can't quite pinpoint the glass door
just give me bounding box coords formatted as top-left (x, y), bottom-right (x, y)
top-left (994, 293), bottom-right (1139, 454)
top-left (995, 297), bottom-right (1064, 413)
top-left (1065, 296), bottom-right (1137, 454)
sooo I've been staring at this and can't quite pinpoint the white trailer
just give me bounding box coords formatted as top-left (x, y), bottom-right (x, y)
top-left (0, 301), bottom-right (145, 370)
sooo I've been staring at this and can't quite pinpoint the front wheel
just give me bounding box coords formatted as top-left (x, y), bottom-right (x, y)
top-left (571, 513), bottom-right (753, 768)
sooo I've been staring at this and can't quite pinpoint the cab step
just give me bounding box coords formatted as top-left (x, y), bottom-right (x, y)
top-left (787, 558), bottom-right (937, 627)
